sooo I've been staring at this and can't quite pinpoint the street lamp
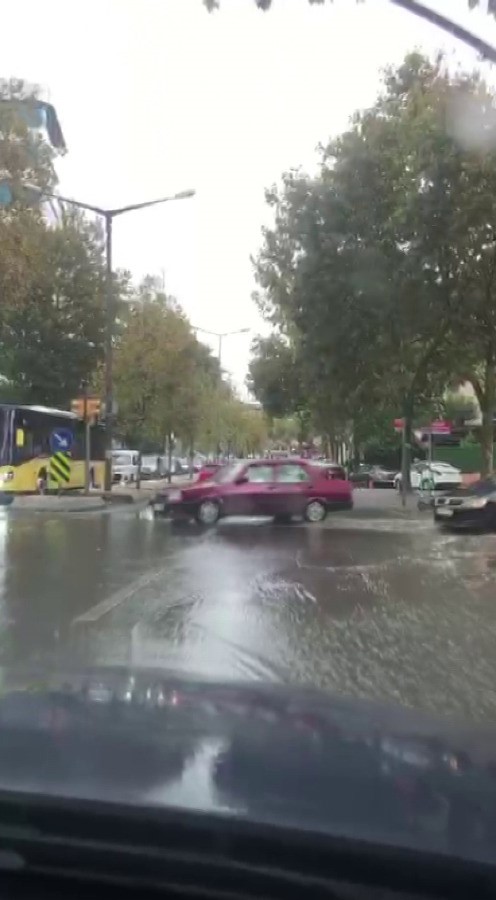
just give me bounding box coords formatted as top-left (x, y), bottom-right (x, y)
top-left (29, 185), bottom-right (195, 490)
top-left (193, 326), bottom-right (250, 462)
top-left (193, 326), bottom-right (250, 369)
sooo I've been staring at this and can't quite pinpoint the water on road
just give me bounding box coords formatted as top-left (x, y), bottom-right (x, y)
top-left (1, 501), bottom-right (496, 723)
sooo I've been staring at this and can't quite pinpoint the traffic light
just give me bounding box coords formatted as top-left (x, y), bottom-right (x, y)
top-left (71, 397), bottom-right (101, 421)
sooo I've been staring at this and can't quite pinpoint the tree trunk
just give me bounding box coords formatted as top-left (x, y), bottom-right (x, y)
top-left (480, 360), bottom-right (495, 477)
top-left (400, 394), bottom-right (414, 505)
top-left (167, 432), bottom-right (173, 484)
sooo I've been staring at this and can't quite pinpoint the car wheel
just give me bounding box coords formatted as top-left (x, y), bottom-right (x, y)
top-left (304, 500), bottom-right (327, 523)
top-left (196, 500), bottom-right (220, 526)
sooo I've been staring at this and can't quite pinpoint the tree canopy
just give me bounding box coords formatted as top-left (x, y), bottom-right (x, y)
top-left (0, 81), bottom-right (109, 405)
top-left (251, 51), bottom-right (496, 475)
top-left (113, 277), bottom-right (267, 457)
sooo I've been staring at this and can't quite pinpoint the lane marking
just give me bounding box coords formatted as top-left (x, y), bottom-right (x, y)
top-left (72, 563), bottom-right (172, 625)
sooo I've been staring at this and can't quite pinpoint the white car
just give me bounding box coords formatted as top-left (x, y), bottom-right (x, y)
top-left (394, 461), bottom-right (462, 491)
top-left (140, 455), bottom-right (167, 479)
top-left (111, 450), bottom-right (140, 484)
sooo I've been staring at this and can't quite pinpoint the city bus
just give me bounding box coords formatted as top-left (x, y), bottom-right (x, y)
top-left (0, 404), bottom-right (106, 493)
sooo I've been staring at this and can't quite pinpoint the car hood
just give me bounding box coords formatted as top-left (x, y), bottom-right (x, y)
top-left (438, 484), bottom-right (483, 498)
top-left (177, 482), bottom-right (217, 495)
top-left (1, 667), bottom-right (496, 865)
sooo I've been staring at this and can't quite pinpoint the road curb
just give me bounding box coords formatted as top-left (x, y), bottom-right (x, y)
top-left (9, 495), bottom-right (107, 513)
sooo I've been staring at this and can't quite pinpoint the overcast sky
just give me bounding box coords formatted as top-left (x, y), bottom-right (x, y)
top-left (2, 0), bottom-right (496, 391)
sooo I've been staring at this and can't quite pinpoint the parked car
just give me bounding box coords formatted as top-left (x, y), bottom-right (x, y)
top-left (160, 457), bottom-right (190, 477)
top-left (153, 458), bottom-right (353, 524)
top-left (369, 465), bottom-right (397, 488)
top-left (349, 464), bottom-right (397, 487)
top-left (111, 450), bottom-right (140, 484)
top-left (434, 477), bottom-right (496, 530)
top-left (395, 461), bottom-right (462, 491)
top-left (349, 464), bottom-right (373, 486)
top-left (140, 455), bottom-right (165, 480)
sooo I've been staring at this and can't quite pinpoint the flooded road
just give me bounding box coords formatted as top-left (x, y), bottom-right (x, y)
top-left (1, 499), bottom-right (496, 723)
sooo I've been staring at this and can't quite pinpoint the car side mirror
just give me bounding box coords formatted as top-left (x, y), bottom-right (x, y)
top-left (235, 474), bottom-right (248, 485)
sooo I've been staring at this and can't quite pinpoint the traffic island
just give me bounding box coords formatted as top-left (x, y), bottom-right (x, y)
top-left (11, 495), bottom-right (107, 513)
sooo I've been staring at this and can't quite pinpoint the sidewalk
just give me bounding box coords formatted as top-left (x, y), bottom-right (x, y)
top-left (0, 475), bottom-right (193, 513)
top-left (345, 487), bottom-right (428, 520)
top-left (12, 494), bottom-right (107, 513)
top-left (95, 475), bottom-right (191, 504)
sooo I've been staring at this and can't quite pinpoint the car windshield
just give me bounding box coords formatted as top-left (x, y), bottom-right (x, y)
top-left (213, 463), bottom-right (245, 483)
top-left (112, 454), bottom-right (132, 466)
top-left (5, 0), bottom-right (496, 875)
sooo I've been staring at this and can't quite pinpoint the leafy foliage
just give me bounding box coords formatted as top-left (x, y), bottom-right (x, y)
top-left (113, 279), bottom-right (267, 456)
top-left (0, 214), bottom-right (106, 405)
top-left (248, 335), bottom-right (305, 419)
top-left (253, 52), bottom-right (496, 475)
top-left (0, 83), bottom-right (108, 405)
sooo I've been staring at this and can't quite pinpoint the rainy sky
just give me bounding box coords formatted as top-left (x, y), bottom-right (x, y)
top-left (2, 0), bottom-right (496, 389)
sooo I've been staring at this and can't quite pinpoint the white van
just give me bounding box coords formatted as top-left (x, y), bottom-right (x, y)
top-left (111, 450), bottom-right (140, 484)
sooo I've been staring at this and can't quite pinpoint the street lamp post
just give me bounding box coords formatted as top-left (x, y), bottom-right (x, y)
top-left (29, 186), bottom-right (195, 490)
top-left (192, 326), bottom-right (250, 460)
top-left (193, 326), bottom-right (250, 370)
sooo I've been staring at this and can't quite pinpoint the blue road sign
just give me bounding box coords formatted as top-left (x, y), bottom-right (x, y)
top-left (0, 182), bottom-right (13, 206)
top-left (49, 427), bottom-right (74, 454)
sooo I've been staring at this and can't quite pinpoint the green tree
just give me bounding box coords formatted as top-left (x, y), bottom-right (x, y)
top-left (0, 214), bottom-right (106, 405)
top-left (114, 280), bottom-right (224, 462)
top-left (0, 80), bottom-right (107, 405)
top-left (248, 335), bottom-right (311, 441)
top-left (254, 52), bottom-right (496, 478)
top-left (377, 55), bottom-right (496, 474)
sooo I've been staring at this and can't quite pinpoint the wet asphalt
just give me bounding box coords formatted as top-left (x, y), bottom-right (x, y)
top-left (1, 490), bottom-right (496, 724)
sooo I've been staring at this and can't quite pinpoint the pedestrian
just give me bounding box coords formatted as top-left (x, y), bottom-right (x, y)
top-left (37, 466), bottom-right (47, 494)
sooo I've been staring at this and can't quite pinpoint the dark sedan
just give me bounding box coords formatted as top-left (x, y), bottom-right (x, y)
top-left (434, 477), bottom-right (496, 530)
top-left (349, 464), bottom-right (397, 488)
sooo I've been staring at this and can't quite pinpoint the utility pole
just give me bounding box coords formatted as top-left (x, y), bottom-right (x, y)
top-left (82, 381), bottom-right (90, 496)
top-left (400, 421), bottom-right (407, 508)
top-left (104, 213), bottom-right (113, 493)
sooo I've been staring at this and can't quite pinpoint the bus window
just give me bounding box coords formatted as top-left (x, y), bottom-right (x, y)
top-left (0, 407), bottom-right (14, 466)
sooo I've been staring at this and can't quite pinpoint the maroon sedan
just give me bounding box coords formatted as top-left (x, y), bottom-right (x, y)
top-left (153, 458), bottom-right (352, 525)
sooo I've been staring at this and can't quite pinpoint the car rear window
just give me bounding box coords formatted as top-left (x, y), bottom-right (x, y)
top-left (326, 466), bottom-right (346, 480)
